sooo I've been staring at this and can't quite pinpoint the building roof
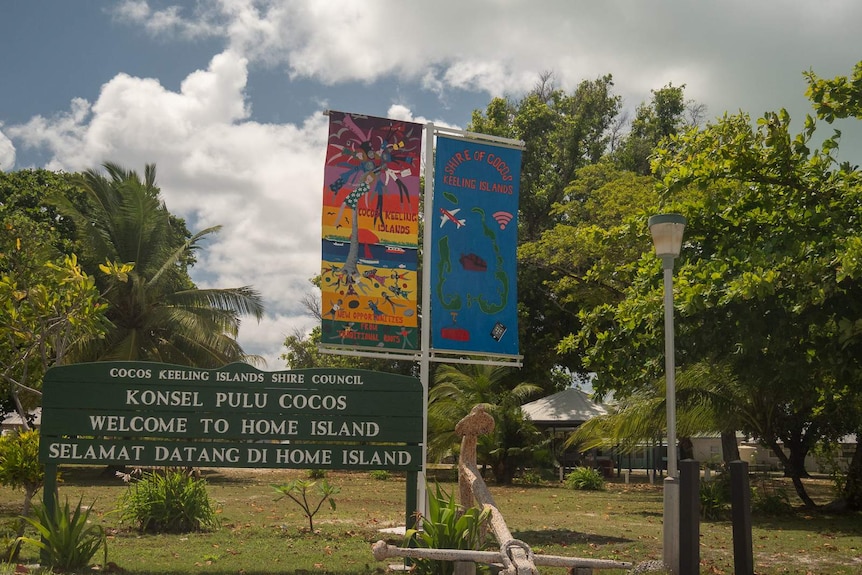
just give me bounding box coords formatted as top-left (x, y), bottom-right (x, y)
top-left (1, 408), bottom-right (41, 428)
top-left (521, 388), bottom-right (608, 426)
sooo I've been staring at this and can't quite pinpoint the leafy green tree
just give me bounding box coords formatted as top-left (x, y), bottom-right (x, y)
top-left (0, 211), bottom-right (110, 424)
top-left (805, 60), bottom-right (862, 121)
top-left (52, 162), bottom-right (265, 366)
top-left (803, 60), bottom-right (862, 510)
top-left (428, 364), bottom-right (542, 484)
top-left (613, 83), bottom-right (699, 175)
top-left (469, 75), bottom-right (624, 390)
top-left (0, 169), bottom-right (86, 257)
top-left (577, 61), bottom-right (862, 508)
top-left (1, 170), bottom-right (105, 418)
top-left (470, 74), bottom-right (622, 244)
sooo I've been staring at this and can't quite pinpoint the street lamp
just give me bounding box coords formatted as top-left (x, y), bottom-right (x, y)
top-left (649, 213), bottom-right (686, 574)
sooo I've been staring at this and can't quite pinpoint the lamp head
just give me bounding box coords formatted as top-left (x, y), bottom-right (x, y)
top-left (649, 214), bottom-right (686, 259)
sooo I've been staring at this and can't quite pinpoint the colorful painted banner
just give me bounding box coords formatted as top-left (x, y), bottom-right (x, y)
top-left (430, 135), bottom-right (522, 356)
top-left (321, 112), bottom-right (422, 350)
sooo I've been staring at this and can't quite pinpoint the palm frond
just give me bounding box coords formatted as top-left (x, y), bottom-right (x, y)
top-left (148, 226), bottom-right (222, 286)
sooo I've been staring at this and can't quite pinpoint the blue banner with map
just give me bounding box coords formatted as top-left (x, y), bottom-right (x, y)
top-left (430, 136), bottom-right (522, 356)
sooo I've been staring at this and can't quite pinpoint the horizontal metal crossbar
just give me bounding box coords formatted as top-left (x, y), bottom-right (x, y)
top-left (372, 541), bottom-right (633, 570)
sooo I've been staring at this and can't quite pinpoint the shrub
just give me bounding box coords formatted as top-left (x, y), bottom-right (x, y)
top-left (0, 429), bottom-right (44, 558)
top-left (307, 469), bottom-right (327, 479)
top-left (812, 441), bottom-right (848, 496)
top-left (0, 519), bottom-right (19, 562)
top-left (369, 470), bottom-right (391, 481)
top-left (751, 477), bottom-right (792, 516)
top-left (405, 483), bottom-right (490, 575)
top-left (517, 470), bottom-right (544, 486)
top-left (17, 496), bottom-right (106, 571)
top-left (564, 467), bottom-right (605, 491)
top-left (119, 468), bottom-right (219, 533)
top-left (699, 476), bottom-right (730, 520)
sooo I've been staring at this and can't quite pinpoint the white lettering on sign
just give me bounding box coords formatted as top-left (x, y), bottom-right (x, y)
top-left (157, 370), bottom-right (210, 381)
top-left (311, 374), bottom-right (364, 385)
top-left (89, 415), bottom-right (188, 434)
top-left (109, 368), bottom-right (152, 379)
top-left (125, 389), bottom-right (204, 407)
top-left (214, 392), bottom-right (268, 409)
top-left (246, 448), bottom-right (268, 464)
top-left (48, 442), bottom-right (145, 461)
top-left (200, 418), bottom-right (229, 433)
top-left (270, 373), bottom-right (305, 383)
top-left (310, 420), bottom-right (379, 437)
top-left (275, 448), bottom-right (332, 466)
top-left (277, 394), bottom-right (347, 410)
top-left (214, 371), bottom-right (265, 383)
top-left (154, 445), bottom-right (241, 464)
top-left (240, 418), bottom-right (298, 435)
top-left (342, 449), bottom-right (412, 467)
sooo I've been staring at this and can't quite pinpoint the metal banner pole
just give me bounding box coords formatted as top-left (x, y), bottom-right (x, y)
top-left (417, 122), bottom-right (436, 520)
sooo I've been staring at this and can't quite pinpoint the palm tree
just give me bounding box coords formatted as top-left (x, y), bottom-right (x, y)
top-left (53, 162), bottom-right (264, 366)
top-left (428, 363), bottom-right (543, 484)
top-left (567, 361), bottom-right (745, 470)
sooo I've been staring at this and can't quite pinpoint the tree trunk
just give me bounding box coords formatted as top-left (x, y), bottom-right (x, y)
top-left (11, 389), bottom-right (31, 432)
top-left (493, 457), bottom-right (516, 485)
top-left (721, 430), bottom-right (740, 466)
top-left (766, 439), bottom-right (816, 508)
top-left (785, 445), bottom-right (811, 479)
top-left (841, 430), bottom-right (862, 511)
top-left (9, 486), bottom-right (37, 561)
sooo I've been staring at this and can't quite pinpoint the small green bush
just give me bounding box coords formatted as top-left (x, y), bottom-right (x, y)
top-left (564, 467), bottom-right (605, 491)
top-left (0, 519), bottom-right (18, 562)
top-left (119, 468), bottom-right (219, 533)
top-left (405, 483), bottom-right (490, 575)
top-left (699, 476), bottom-right (730, 520)
top-left (517, 470), bottom-right (544, 485)
top-left (0, 429), bottom-right (44, 559)
top-left (17, 496), bottom-right (106, 571)
top-left (369, 470), bottom-right (390, 481)
top-left (307, 469), bottom-right (327, 479)
top-left (751, 478), bottom-right (792, 516)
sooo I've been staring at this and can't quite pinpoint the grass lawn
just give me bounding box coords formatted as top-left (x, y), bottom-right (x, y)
top-left (0, 466), bottom-right (860, 574)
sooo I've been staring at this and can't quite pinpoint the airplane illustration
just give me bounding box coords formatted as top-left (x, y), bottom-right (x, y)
top-left (439, 207), bottom-right (466, 228)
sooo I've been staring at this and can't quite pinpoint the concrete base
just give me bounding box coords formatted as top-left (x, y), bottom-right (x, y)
top-left (663, 476), bottom-right (679, 574)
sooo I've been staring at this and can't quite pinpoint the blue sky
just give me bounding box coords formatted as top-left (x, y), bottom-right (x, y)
top-left (2, 0), bottom-right (861, 367)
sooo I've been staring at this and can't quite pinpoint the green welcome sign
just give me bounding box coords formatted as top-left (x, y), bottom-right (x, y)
top-left (40, 362), bottom-right (424, 524)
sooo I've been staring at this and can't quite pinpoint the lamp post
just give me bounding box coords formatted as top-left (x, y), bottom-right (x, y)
top-left (649, 213), bottom-right (686, 574)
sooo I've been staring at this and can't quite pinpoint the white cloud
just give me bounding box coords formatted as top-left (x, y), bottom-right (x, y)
top-left (7, 0), bottom-right (862, 367)
top-left (6, 49), bottom-right (333, 366)
top-left (105, 0), bottom-right (862, 121)
top-left (111, 0), bottom-right (222, 39)
top-left (0, 128), bottom-right (15, 170)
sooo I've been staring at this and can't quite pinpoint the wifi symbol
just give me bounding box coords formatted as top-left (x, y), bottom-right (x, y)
top-left (492, 211), bottom-right (514, 230)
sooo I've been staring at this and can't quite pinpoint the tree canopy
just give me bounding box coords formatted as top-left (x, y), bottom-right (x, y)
top-left (1, 171), bottom-right (109, 422)
top-left (574, 61), bottom-right (862, 508)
